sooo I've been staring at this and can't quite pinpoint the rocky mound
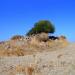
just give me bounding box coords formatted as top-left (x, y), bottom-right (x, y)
top-left (0, 35), bottom-right (68, 56)
top-left (0, 35), bottom-right (71, 75)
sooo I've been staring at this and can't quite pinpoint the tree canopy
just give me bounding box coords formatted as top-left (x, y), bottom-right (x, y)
top-left (26, 20), bottom-right (55, 36)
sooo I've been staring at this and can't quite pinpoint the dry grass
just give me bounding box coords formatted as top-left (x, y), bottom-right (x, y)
top-left (0, 37), bottom-right (69, 56)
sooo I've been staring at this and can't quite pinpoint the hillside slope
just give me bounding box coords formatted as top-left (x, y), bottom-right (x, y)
top-left (0, 43), bottom-right (75, 75)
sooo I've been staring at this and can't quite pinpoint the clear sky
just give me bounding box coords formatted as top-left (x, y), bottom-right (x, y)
top-left (0, 0), bottom-right (75, 42)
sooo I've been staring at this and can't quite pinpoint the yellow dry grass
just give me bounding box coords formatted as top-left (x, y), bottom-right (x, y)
top-left (0, 38), bottom-right (69, 56)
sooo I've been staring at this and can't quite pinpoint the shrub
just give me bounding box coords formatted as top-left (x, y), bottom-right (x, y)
top-left (60, 35), bottom-right (66, 39)
top-left (11, 35), bottom-right (24, 40)
top-left (26, 20), bottom-right (55, 36)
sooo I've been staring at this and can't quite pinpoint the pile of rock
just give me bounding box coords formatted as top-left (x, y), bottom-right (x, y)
top-left (0, 34), bottom-right (68, 56)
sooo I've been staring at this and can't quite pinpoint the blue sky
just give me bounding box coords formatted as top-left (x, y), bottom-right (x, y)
top-left (0, 0), bottom-right (75, 42)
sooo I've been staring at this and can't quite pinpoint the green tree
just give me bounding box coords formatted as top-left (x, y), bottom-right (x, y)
top-left (26, 20), bottom-right (55, 36)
